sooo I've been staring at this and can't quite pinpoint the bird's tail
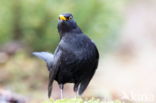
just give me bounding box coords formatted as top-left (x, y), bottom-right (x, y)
top-left (32, 52), bottom-right (54, 67)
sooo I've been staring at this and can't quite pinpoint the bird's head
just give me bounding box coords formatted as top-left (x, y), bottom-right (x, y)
top-left (57, 13), bottom-right (82, 37)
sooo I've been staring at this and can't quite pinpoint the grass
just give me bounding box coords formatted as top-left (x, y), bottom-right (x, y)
top-left (43, 98), bottom-right (123, 103)
top-left (43, 98), bottom-right (101, 103)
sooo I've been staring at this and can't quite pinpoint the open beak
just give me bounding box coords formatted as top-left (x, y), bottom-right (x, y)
top-left (59, 15), bottom-right (67, 21)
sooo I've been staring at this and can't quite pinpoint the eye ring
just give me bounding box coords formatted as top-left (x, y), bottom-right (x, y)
top-left (69, 16), bottom-right (72, 20)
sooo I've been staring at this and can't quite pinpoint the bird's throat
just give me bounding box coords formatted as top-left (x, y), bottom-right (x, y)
top-left (57, 23), bottom-right (82, 39)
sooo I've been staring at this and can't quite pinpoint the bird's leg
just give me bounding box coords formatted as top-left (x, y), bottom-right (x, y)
top-left (59, 84), bottom-right (64, 99)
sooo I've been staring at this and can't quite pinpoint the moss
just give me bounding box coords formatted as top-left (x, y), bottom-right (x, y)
top-left (43, 98), bottom-right (126, 103)
top-left (43, 98), bottom-right (102, 103)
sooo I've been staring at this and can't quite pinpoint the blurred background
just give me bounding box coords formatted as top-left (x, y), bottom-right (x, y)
top-left (0, 0), bottom-right (156, 103)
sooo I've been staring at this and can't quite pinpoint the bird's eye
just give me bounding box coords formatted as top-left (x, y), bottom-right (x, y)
top-left (68, 16), bottom-right (72, 20)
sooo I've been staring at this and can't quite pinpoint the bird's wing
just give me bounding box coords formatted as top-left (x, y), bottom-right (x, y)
top-left (32, 48), bottom-right (63, 98)
top-left (48, 48), bottom-right (62, 98)
top-left (77, 43), bottom-right (99, 95)
top-left (78, 58), bottom-right (98, 95)
top-left (48, 71), bottom-right (54, 98)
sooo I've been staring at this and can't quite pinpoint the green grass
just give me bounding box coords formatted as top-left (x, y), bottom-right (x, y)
top-left (43, 98), bottom-right (123, 103)
top-left (43, 98), bottom-right (100, 103)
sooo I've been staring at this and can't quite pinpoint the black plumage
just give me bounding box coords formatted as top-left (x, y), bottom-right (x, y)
top-left (33, 13), bottom-right (99, 98)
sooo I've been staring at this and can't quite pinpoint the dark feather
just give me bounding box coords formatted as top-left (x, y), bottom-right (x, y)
top-left (33, 13), bottom-right (99, 97)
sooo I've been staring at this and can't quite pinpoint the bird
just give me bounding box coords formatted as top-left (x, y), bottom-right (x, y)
top-left (32, 13), bottom-right (99, 98)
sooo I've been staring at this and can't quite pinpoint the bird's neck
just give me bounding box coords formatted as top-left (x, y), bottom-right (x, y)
top-left (58, 27), bottom-right (82, 39)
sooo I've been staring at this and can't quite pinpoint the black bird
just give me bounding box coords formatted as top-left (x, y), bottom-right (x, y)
top-left (33, 13), bottom-right (99, 98)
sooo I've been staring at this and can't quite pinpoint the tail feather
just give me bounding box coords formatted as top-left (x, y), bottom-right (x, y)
top-left (32, 52), bottom-right (54, 66)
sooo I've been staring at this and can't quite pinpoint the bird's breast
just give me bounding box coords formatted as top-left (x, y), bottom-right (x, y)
top-left (60, 34), bottom-right (97, 58)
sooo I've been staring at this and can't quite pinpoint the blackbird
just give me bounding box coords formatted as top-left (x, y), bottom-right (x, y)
top-left (33, 13), bottom-right (99, 98)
